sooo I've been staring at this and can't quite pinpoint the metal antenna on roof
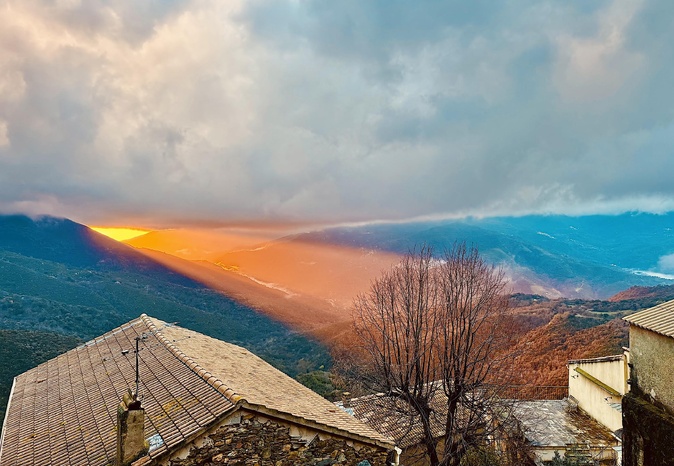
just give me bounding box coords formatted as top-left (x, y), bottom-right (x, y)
top-left (121, 322), bottom-right (182, 399)
top-left (135, 336), bottom-right (140, 399)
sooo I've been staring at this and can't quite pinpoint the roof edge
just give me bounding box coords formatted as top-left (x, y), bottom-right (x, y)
top-left (623, 317), bottom-right (674, 339)
top-left (573, 368), bottom-right (621, 397)
top-left (78, 316), bottom-right (145, 349)
top-left (140, 314), bottom-right (244, 405)
top-left (0, 377), bottom-right (16, 464)
top-left (623, 300), bottom-right (674, 338)
top-left (568, 354), bottom-right (624, 365)
top-left (241, 402), bottom-right (396, 450)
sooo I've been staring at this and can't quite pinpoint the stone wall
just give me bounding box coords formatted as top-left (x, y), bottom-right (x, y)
top-left (168, 414), bottom-right (392, 466)
top-left (622, 393), bottom-right (674, 466)
top-left (622, 327), bottom-right (674, 466)
top-left (629, 327), bottom-right (674, 412)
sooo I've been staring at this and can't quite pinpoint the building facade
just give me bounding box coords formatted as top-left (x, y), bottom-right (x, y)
top-left (623, 300), bottom-right (674, 466)
top-left (568, 354), bottom-right (627, 434)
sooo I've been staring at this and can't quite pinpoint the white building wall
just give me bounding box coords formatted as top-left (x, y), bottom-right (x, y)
top-left (568, 355), bottom-right (627, 433)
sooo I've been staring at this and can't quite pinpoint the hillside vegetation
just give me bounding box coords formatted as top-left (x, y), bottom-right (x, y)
top-left (118, 215), bottom-right (674, 392)
top-left (502, 289), bottom-right (674, 387)
top-left (0, 215), bottom-right (330, 424)
top-left (3, 213), bottom-right (674, 424)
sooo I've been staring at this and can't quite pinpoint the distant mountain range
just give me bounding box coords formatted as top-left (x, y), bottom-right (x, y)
top-left (0, 214), bottom-right (330, 423)
top-left (117, 212), bottom-right (674, 391)
top-left (298, 213), bottom-right (674, 299)
top-left (2, 212), bottom-right (674, 423)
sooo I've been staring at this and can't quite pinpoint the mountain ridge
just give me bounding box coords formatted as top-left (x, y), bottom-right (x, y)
top-left (294, 213), bottom-right (674, 299)
top-left (0, 214), bottom-right (331, 424)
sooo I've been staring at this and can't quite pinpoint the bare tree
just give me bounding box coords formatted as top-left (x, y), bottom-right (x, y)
top-left (349, 243), bottom-right (516, 466)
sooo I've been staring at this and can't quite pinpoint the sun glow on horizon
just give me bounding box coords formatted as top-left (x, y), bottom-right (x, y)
top-left (91, 227), bottom-right (151, 242)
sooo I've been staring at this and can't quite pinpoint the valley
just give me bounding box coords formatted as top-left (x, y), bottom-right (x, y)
top-left (117, 214), bottom-right (674, 390)
top-left (2, 213), bottom-right (674, 423)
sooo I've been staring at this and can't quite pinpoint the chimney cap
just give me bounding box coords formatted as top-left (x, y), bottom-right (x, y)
top-left (123, 390), bottom-right (142, 410)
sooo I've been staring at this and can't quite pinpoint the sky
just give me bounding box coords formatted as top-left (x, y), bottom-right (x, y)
top-left (1, 0), bottom-right (674, 228)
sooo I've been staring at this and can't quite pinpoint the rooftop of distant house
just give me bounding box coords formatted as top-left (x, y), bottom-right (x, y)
top-left (623, 299), bottom-right (674, 338)
top-left (336, 391), bottom-right (448, 449)
top-left (512, 399), bottom-right (618, 449)
top-left (0, 315), bottom-right (392, 466)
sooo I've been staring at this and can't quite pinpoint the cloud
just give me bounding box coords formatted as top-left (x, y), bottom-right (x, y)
top-left (658, 253), bottom-right (674, 273)
top-left (1, 0), bottom-right (673, 226)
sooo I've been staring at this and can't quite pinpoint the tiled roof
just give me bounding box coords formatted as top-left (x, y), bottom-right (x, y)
top-left (340, 390), bottom-right (619, 452)
top-left (623, 299), bottom-right (674, 338)
top-left (146, 316), bottom-right (393, 446)
top-left (0, 315), bottom-right (392, 466)
top-left (512, 399), bottom-right (617, 448)
top-left (335, 391), bottom-right (448, 448)
top-left (0, 316), bottom-right (236, 466)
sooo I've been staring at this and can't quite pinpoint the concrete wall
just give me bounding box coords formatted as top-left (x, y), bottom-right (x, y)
top-left (568, 355), bottom-right (627, 432)
top-left (629, 326), bottom-right (674, 411)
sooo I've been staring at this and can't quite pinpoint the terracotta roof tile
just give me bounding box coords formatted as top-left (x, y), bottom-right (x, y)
top-left (146, 316), bottom-right (393, 447)
top-left (0, 316), bottom-right (236, 466)
top-left (335, 391), bottom-right (448, 448)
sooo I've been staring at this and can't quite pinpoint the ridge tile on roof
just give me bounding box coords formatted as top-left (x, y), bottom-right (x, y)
top-left (145, 316), bottom-right (394, 446)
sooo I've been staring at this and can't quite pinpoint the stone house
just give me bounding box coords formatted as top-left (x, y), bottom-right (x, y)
top-left (0, 315), bottom-right (396, 466)
top-left (622, 300), bottom-right (674, 466)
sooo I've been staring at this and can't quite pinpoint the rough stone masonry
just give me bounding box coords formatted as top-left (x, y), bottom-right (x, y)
top-left (168, 416), bottom-right (391, 466)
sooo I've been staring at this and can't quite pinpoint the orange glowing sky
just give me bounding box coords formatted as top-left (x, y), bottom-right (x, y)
top-left (91, 227), bottom-right (151, 242)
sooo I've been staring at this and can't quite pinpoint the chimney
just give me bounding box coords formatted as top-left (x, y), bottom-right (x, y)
top-left (116, 391), bottom-right (148, 466)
